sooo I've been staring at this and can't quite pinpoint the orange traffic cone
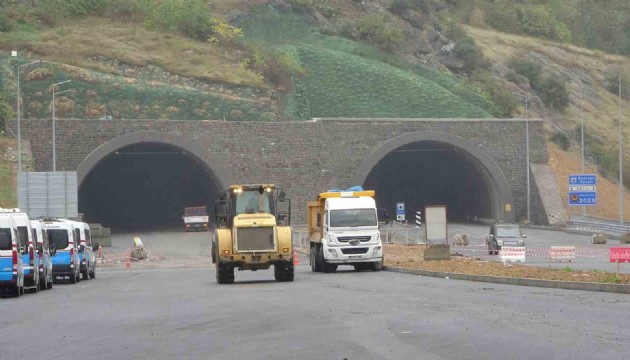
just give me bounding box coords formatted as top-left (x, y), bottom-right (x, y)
top-left (293, 250), bottom-right (300, 265)
top-left (125, 253), bottom-right (131, 269)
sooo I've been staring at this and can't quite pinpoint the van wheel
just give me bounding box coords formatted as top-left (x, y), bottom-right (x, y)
top-left (40, 274), bottom-right (47, 290)
top-left (82, 269), bottom-right (89, 280)
top-left (47, 278), bottom-right (53, 289)
top-left (89, 267), bottom-right (96, 279)
top-left (70, 273), bottom-right (77, 284)
top-left (14, 285), bottom-right (21, 297)
top-left (32, 279), bottom-right (40, 293)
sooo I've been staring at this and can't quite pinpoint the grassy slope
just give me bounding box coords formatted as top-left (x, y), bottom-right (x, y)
top-left (238, 7), bottom-right (494, 119)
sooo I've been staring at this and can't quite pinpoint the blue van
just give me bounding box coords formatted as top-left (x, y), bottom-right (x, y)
top-left (8, 210), bottom-right (41, 293)
top-left (44, 220), bottom-right (80, 284)
top-left (0, 213), bottom-right (24, 297)
top-left (32, 220), bottom-right (54, 290)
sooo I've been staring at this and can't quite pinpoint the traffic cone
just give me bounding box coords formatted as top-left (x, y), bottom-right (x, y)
top-left (293, 250), bottom-right (300, 265)
top-left (125, 253), bottom-right (131, 269)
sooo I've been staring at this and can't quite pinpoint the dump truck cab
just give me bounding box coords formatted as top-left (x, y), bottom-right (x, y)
top-left (212, 184), bottom-right (293, 284)
top-left (308, 188), bottom-right (383, 273)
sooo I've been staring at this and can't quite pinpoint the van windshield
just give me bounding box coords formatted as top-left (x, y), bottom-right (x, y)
top-left (0, 228), bottom-right (12, 250)
top-left (48, 229), bottom-right (69, 249)
top-left (330, 209), bottom-right (377, 227)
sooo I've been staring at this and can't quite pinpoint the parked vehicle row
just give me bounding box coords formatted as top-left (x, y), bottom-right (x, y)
top-left (0, 208), bottom-right (98, 298)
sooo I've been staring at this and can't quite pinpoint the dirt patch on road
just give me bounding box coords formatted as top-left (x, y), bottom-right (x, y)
top-left (384, 244), bottom-right (630, 284)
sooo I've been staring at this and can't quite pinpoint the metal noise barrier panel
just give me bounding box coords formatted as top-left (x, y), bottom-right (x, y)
top-left (18, 171), bottom-right (78, 218)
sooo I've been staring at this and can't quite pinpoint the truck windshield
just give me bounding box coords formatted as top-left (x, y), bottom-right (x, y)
top-left (496, 227), bottom-right (522, 238)
top-left (48, 229), bottom-right (69, 249)
top-left (330, 209), bottom-right (377, 227)
top-left (234, 190), bottom-right (274, 215)
top-left (0, 228), bottom-right (11, 250)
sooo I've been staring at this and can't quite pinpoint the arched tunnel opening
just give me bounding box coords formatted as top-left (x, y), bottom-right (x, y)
top-left (363, 141), bottom-right (500, 223)
top-left (79, 142), bottom-right (220, 231)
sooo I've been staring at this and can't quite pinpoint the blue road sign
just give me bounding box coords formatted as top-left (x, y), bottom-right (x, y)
top-left (568, 192), bottom-right (597, 206)
top-left (396, 202), bottom-right (405, 220)
top-left (568, 174), bottom-right (597, 185)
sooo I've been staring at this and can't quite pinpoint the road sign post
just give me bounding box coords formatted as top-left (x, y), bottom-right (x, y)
top-left (568, 174), bottom-right (597, 206)
top-left (396, 202), bottom-right (405, 221)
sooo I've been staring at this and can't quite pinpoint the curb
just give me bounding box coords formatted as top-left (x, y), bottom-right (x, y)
top-left (383, 266), bottom-right (630, 294)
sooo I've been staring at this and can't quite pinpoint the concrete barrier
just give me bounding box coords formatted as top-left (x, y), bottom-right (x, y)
top-left (423, 244), bottom-right (451, 261)
top-left (592, 234), bottom-right (607, 244)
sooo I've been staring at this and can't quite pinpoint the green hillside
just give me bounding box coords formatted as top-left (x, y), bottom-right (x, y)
top-left (0, 0), bottom-right (499, 121)
top-left (294, 45), bottom-right (490, 118)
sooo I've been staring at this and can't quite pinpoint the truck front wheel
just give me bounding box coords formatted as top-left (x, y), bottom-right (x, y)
top-left (370, 258), bottom-right (383, 272)
top-left (317, 248), bottom-right (337, 273)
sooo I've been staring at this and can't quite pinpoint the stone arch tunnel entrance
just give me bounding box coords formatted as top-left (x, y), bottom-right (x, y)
top-left (77, 132), bottom-right (230, 231)
top-left (353, 132), bottom-right (515, 223)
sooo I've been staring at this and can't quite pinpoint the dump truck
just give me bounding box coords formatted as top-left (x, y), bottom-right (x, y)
top-left (212, 184), bottom-right (293, 284)
top-left (182, 206), bottom-right (209, 232)
top-left (308, 188), bottom-right (383, 273)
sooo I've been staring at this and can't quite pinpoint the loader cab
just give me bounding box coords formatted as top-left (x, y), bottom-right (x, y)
top-left (215, 184), bottom-right (291, 228)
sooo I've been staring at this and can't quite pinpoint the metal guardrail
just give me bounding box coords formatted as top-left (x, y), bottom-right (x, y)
top-left (566, 220), bottom-right (630, 237)
top-left (380, 221), bottom-right (424, 245)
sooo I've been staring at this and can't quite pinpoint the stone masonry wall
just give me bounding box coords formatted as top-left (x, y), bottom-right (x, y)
top-left (13, 119), bottom-right (547, 224)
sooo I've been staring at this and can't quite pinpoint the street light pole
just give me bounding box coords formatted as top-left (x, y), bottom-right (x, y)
top-left (51, 80), bottom-right (71, 172)
top-left (525, 97), bottom-right (530, 224)
top-left (579, 81), bottom-right (586, 216)
top-left (618, 73), bottom-right (624, 226)
top-left (15, 60), bottom-right (44, 172)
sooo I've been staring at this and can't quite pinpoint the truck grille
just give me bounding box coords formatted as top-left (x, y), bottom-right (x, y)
top-left (236, 227), bottom-right (275, 252)
top-left (340, 247), bottom-right (369, 255)
top-left (337, 236), bottom-right (371, 243)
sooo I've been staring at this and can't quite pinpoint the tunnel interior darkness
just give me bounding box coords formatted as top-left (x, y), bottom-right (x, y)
top-left (79, 142), bottom-right (219, 231)
top-left (363, 141), bottom-right (497, 222)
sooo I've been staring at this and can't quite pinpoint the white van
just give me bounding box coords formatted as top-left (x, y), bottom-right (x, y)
top-left (0, 213), bottom-right (24, 297)
top-left (68, 221), bottom-right (96, 280)
top-left (44, 220), bottom-right (81, 284)
top-left (6, 210), bottom-right (41, 292)
top-left (31, 220), bottom-right (54, 290)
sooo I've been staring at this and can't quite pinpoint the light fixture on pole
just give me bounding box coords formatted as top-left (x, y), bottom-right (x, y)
top-left (14, 58), bottom-right (45, 172)
top-left (51, 80), bottom-right (71, 172)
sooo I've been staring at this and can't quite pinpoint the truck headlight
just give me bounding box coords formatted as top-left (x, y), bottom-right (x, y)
top-left (372, 246), bottom-right (381, 256)
top-left (327, 234), bottom-right (336, 243)
top-left (497, 240), bottom-right (503, 246)
top-left (327, 248), bottom-right (338, 258)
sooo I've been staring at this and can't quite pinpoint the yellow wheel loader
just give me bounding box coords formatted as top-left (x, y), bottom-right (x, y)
top-left (212, 184), bottom-right (293, 284)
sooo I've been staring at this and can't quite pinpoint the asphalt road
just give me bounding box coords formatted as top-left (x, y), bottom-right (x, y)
top-left (1, 265), bottom-right (628, 360)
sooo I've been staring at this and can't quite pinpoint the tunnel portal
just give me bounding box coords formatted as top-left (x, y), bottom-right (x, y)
top-left (364, 141), bottom-right (497, 222)
top-left (79, 142), bottom-right (221, 231)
